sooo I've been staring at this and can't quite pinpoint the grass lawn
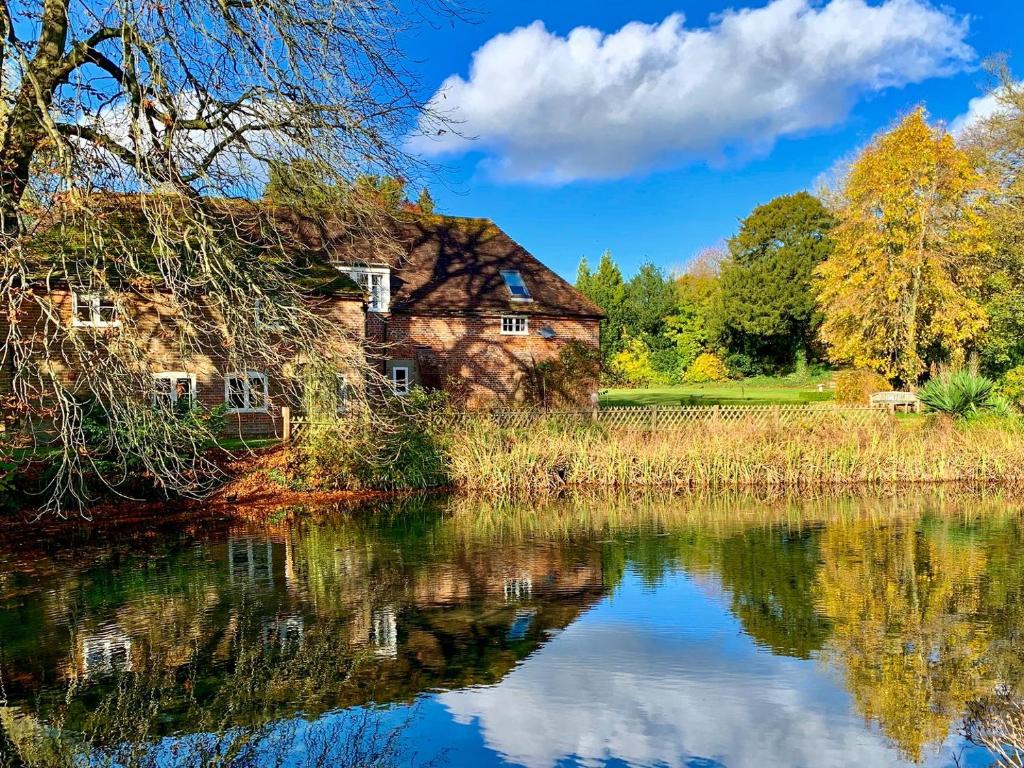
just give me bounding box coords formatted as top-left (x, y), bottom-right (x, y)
top-left (213, 437), bottom-right (281, 452)
top-left (600, 375), bottom-right (834, 407)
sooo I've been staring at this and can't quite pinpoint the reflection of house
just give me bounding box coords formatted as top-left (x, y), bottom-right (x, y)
top-left (503, 575), bottom-right (533, 602)
top-left (229, 537), bottom-right (274, 587)
top-left (370, 606), bottom-right (398, 658)
top-left (79, 628), bottom-right (133, 679)
top-left (261, 614), bottom-right (305, 651)
top-left (507, 609), bottom-right (537, 641)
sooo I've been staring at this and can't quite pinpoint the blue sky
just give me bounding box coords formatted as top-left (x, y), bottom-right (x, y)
top-left (399, 0), bottom-right (1024, 281)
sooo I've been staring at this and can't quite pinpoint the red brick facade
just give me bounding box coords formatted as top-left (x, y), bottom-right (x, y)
top-left (0, 287), bottom-right (366, 439)
top-left (370, 312), bottom-right (601, 408)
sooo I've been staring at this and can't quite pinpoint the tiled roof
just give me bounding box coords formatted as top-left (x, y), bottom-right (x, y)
top-left (28, 195), bottom-right (603, 318)
top-left (340, 216), bottom-right (605, 319)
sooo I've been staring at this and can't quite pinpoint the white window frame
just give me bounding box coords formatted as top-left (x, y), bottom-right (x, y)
top-left (500, 270), bottom-right (532, 303)
top-left (501, 315), bottom-right (529, 336)
top-left (390, 366), bottom-right (410, 396)
top-left (225, 371), bottom-right (270, 413)
top-left (339, 265), bottom-right (391, 313)
top-left (152, 372), bottom-right (197, 410)
top-left (72, 291), bottom-right (121, 328)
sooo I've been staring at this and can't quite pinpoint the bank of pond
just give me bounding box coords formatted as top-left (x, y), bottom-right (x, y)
top-left (3, 490), bottom-right (1024, 767)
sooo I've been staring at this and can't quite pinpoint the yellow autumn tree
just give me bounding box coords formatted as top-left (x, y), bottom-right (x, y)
top-left (817, 108), bottom-right (991, 384)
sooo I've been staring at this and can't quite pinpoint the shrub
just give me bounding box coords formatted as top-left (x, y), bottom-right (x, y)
top-left (918, 371), bottom-right (999, 420)
top-left (997, 366), bottom-right (1024, 409)
top-left (684, 353), bottom-right (729, 383)
top-left (724, 352), bottom-right (767, 378)
top-left (610, 335), bottom-right (664, 386)
top-left (834, 369), bottom-right (890, 404)
top-left (294, 388), bottom-right (451, 491)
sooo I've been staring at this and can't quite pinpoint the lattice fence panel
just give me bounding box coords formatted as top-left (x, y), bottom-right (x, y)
top-left (287, 404), bottom-right (890, 439)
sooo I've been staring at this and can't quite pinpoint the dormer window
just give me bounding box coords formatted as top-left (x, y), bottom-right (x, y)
top-left (501, 270), bottom-right (532, 302)
top-left (341, 266), bottom-right (391, 313)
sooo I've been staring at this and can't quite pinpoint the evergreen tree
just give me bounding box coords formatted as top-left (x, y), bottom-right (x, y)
top-left (625, 262), bottom-right (678, 339)
top-left (416, 187), bottom-right (437, 214)
top-left (576, 251), bottom-right (628, 364)
top-left (709, 192), bottom-right (835, 369)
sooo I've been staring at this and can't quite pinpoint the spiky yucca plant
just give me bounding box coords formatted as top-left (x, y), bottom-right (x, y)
top-left (917, 372), bottom-right (997, 419)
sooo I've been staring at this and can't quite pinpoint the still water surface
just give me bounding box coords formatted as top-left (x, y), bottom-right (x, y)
top-left (2, 492), bottom-right (1023, 767)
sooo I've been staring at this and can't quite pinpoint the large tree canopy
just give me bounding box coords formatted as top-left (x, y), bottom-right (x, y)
top-left (710, 191), bottom-right (834, 368)
top-left (0, 0), bottom-right (455, 513)
top-left (817, 109), bottom-right (990, 385)
top-left (961, 65), bottom-right (1024, 377)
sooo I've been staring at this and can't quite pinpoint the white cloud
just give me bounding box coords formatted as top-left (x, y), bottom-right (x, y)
top-left (411, 0), bottom-right (974, 184)
top-left (951, 86), bottom-right (1020, 136)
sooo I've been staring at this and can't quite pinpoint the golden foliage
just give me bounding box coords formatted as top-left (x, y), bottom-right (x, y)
top-left (833, 368), bottom-right (891, 404)
top-left (817, 108), bottom-right (991, 384)
top-left (683, 352), bottom-right (729, 383)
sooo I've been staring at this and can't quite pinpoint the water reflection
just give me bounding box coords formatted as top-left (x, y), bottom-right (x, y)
top-left (1, 492), bottom-right (1024, 766)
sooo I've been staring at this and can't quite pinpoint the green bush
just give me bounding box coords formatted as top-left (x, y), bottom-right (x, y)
top-left (834, 369), bottom-right (890, 404)
top-left (724, 352), bottom-right (768, 378)
top-left (684, 352), bottom-right (730, 383)
top-left (997, 366), bottom-right (1024, 409)
top-left (294, 388), bottom-right (451, 491)
top-left (918, 371), bottom-right (1000, 420)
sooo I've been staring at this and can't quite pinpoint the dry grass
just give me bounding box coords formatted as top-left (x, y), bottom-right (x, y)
top-left (444, 414), bottom-right (1024, 495)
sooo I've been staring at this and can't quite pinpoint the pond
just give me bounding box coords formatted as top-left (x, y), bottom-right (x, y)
top-left (1, 491), bottom-right (1023, 767)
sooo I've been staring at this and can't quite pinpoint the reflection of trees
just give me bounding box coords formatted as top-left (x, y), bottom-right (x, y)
top-left (814, 516), bottom-right (996, 762)
top-left (716, 526), bottom-right (831, 659)
top-left (448, 491), bottom-right (1024, 762)
top-left (7, 491), bottom-right (1024, 765)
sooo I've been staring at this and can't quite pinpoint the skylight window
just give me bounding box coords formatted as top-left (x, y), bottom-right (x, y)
top-left (501, 270), bottom-right (532, 302)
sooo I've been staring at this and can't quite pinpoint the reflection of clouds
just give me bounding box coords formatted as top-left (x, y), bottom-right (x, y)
top-left (439, 572), bottom-right (965, 768)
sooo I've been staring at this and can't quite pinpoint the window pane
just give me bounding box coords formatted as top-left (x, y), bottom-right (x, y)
top-left (97, 298), bottom-right (117, 324)
top-left (249, 374), bottom-right (267, 407)
top-left (392, 368), bottom-right (409, 394)
top-left (336, 374), bottom-right (348, 413)
top-left (75, 296), bottom-right (94, 324)
top-left (154, 377), bottom-right (174, 406)
top-left (175, 377), bottom-right (194, 409)
top-left (501, 270), bottom-right (531, 299)
top-left (227, 376), bottom-right (247, 409)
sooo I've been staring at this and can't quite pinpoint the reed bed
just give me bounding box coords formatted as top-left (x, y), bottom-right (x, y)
top-left (444, 414), bottom-right (1024, 495)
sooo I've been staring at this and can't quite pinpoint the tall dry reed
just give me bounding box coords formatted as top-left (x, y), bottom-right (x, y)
top-left (444, 414), bottom-right (1024, 495)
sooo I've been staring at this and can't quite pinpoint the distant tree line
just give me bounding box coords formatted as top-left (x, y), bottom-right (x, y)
top-left (576, 66), bottom-right (1024, 396)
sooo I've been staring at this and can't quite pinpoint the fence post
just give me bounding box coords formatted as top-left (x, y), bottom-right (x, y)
top-left (650, 405), bottom-right (659, 431)
top-left (712, 404), bottom-right (721, 424)
top-left (772, 405), bottom-right (781, 426)
top-left (282, 406), bottom-right (291, 442)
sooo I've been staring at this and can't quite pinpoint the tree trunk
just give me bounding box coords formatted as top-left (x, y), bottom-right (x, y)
top-left (0, 0), bottom-right (71, 233)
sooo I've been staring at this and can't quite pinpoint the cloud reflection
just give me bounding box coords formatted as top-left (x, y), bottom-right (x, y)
top-left (439, 570), bottom-right (970, 768)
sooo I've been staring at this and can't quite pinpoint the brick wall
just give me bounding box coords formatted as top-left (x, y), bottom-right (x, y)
top-left (4, 287), bottom-right (366, 439)
top-left (377, 312), bottom-right (600, 408)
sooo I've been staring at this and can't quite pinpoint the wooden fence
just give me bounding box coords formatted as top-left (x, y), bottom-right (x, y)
top-left (282, 403), bottom-right (888, 440)
top-left (479, 404), bottom-right (886, 430)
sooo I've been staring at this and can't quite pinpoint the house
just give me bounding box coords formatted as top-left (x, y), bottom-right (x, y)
top-left (0, 201), bottom-right (603, 440)
top-left (336, 216), bottom-right (604, 408)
